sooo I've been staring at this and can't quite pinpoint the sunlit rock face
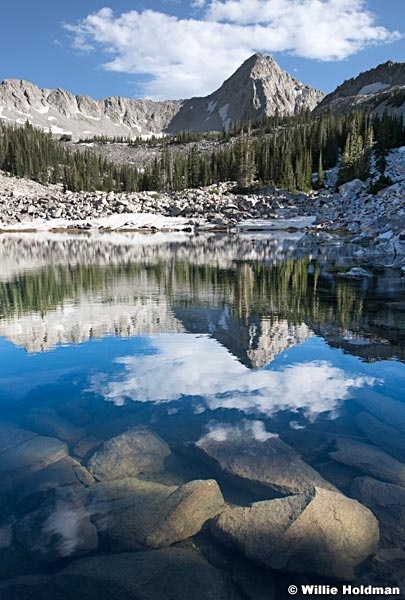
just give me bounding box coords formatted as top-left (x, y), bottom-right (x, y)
top-left (212, 487), bottom-right (380, 581)
top-left (166, 53), bottom-right (324, 133)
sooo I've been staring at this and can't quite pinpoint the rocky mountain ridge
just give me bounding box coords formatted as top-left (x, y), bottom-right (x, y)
top-left (0, 54), bottom-right (323, 139)
top-left (315, 60), bottom-right (405, 116)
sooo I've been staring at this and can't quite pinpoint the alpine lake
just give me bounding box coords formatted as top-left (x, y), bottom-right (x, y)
top-left (0, 230), bottom-right (404, 600)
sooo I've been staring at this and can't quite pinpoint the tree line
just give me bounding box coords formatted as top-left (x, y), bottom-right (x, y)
top-left (0, 109), bottom-right (404, 194)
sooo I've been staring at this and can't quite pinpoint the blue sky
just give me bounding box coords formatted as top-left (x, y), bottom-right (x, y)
top-left (1, 1), bottom-right (404, 100)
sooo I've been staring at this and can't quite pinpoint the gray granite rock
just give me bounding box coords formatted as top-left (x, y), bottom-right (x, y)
top-left (212, 487), bottom-right (379, 581)
top-left (330, 437), bottom-right (405, 485)
top-left (0, 576), bottom-right (67, 600)
top-left (18, 456), bottom-right (94, 512)
top-left (350, 476), bottom-right (405, 549)
top-left (354, 411), bottom-right (405, 461)
top-left (87, 427), bottom-right (171, 481)
top-left (195, 431), bottom-right (336, 496)
top-left (354, 389), bottom-right (405, 435)
top-left (24, 408), bottom-right (86, 445)
top-left (0, 547), bottom-right (244, 600)
top-left (0, 435), bottom-right (68, 491)
top-left (55, 547), bottom-right (243, 600)
top-left (0, 424), bottom-right (37, 455)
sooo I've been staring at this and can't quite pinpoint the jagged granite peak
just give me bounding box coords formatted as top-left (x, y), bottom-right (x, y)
top-left (166, 53), bottom-right (325, 133)
top-left (0, 54), bottom-right (324, 139)
top-left (315, 60), bottom-right (405, 116)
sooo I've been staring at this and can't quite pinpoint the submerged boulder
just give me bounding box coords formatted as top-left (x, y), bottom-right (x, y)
top-left (0, 548), bottom-right (244, 600)
top-left (351, 476), bottom-right (405, 549)
top-left (195, 429), bottom-right (336, 496)
top-left (354, 411), bottom-right (405, 461)
top-left (330, 437), bottom-right (405, 485)
top-left (56, 547), bottom-right (242, 600)
top-left (24, 408), bottom-right (86, 445)
top-left (354, 389), bottom-right (405, 435)
top-left (15, 489), bottom-right (98, 564)
top-left (0, 434), bottom-right (68, 491)
top-left (212, 486), bottom-right (379, 581)
top-left (87, 427), bottom-right (171, 481)
top-left (0, 425), bottom-right (37, 455)
top-left (18, 456), bottom-right (94, 512)
top-left (85, 477), bottom-right (225, 550)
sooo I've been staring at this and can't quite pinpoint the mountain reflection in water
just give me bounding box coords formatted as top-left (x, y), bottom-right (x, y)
top-left (0, 232), bottom-right (404, 363)
top-left (0, 232), bottom-right (404, 598)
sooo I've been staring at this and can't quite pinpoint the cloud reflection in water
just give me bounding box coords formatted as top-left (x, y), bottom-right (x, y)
top-left (89, 333), bottom-right (375, 421)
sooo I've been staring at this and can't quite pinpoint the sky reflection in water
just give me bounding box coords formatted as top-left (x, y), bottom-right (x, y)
top-left (0, 232), bottom-right (404, 428)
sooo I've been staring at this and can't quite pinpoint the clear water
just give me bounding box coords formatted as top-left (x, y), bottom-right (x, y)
top-left (0, 232), bottom-right (404, 597)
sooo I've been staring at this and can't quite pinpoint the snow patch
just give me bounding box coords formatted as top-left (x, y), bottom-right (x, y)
top-left (207, 100), bottom-right (217, 114)
top-left (219, 103), bottom-right (231, 131)
top-left (50, 125), bottom-right (72, 135)
top-left (358, 82), bottom-right (390, 95)
top-left (35, 105), bottom-right (49, 115)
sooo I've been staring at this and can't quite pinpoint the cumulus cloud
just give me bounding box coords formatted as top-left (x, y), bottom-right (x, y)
top-left (89, 333), bottom-right (375, 421)
top-left (65, 1), bottom-right (401, 99)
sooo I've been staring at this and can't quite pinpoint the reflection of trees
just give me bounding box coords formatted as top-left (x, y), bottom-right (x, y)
top-left (0, 255), bottom-right (404, 356)
top-left (0, 263), bottom-right (144, 318)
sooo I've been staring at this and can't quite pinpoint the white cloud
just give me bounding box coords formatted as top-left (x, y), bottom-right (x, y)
top-left (89, 333), bottom-right (375, 421)
top-left (199, 419), bottom-right (279, 443)
top-left (65, 1), bottom-right (401, 99)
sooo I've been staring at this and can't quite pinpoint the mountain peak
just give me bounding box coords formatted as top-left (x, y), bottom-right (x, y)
top-left (315, 60), bottom-right (405, 114)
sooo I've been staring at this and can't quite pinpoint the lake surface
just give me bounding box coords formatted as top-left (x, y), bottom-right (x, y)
top-left (0, 231), bottom-right (405, 598)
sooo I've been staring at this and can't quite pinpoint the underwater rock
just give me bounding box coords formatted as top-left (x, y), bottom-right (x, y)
top-left (354, 411), bottom-right (405, 462)
top-left (195, 429), bottom-right (336, 496)
top-left (87, 427), bottom-right (171, 481)
top-left (0, 425), bottom-right (37, 455)
top-left (24, 408), bottom-right (86, 445)
top-left (15, 489), bottom-right (98, 564)
top-left (0, 575), bottom-right (66, 600)
top-left (330, 437), bottom-right (405, 485)
top-left (55, 547), bottom-right (243, 600)
top-left (17, 456), bottom-right (94, 513)
top-left (85, 477), bottom-right (225, 550)
top-left (351, 476), bottom-right (405, 549)
top-left (212, 487), bottom-right (379, 581)
top-left (354, 389), bottom-right (405, 435)
top-left (0, 434), bottom-right (68, 491)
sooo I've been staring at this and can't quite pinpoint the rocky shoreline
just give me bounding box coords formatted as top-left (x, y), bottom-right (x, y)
top-left (0, 146), bottom-right (404, 269)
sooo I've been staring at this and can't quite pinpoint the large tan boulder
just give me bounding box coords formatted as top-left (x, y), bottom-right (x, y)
top-left (213, 487), bottom-right (379, 581)
top-left (85, 477), bottom-right (225, 550)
